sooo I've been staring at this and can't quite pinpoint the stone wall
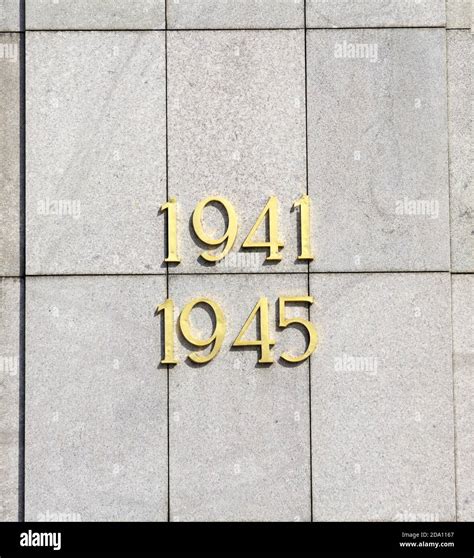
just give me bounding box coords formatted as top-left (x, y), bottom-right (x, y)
top-left (0, 0), bottom-right (472, 522)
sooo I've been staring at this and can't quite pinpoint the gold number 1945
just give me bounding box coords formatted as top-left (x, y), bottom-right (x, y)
top-left (157, 295), bottom-right (318, 365)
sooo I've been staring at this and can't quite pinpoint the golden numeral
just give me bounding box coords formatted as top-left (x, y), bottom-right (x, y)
top-left (232, 296), bottom-right (275, 364)
top-left (160, 198), bottom-right (180, 263)
top-left (156, 299), bottom-right (178, 365)
top-left (241, 196), bottom-right (284, 261)
top-left (179, 298), bottom-right (226, 364)
top-left (160, 198), bottom-right (181, 263)
top-left (278, 296), bottom-right (318, 363)
top-left (293, 194), bottom-right (314, 261)
top-left (192, 196), bottom-right (239, 262)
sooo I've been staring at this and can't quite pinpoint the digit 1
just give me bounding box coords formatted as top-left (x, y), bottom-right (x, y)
top-left (160, 198), bottom-right (180, 263)
top-left (293, 194), bottom-right (314, 261)
top-left (156, 299), bottom-right (178, 365)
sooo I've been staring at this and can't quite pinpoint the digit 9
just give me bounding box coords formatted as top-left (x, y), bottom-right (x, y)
top-left (192, 196), bottom-right (238, 262)
top-left (179, 298), bottom-right (226, 364)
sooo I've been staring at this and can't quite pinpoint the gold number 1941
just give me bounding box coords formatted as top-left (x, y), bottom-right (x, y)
top-left (161, 195), bottom-right (314, 264)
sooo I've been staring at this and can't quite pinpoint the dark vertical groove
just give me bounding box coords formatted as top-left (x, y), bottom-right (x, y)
top-left (303, 0), bottom-right (314, 523)
top-left (449, 277), bottom-right (458, 521)
top-left (164, 0), bottom-right (171, 523)
top-left (445, 28), bottom-right (458, 521)
top-left (18, 0), bottom-right (26, 523)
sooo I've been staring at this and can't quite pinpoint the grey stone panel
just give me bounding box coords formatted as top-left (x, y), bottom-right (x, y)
top-left (452, 275), bottom-right (474, 521)
top-left (26, 32), bottom-right (167, 274)
top-left (25, 276), bottom-right (168, 521)
top-left (310, 273), bottom-right (455, 521)
top-left (0, 278), bottom-right (20, 521)
top-left (307, 29), bottom-right (450, 272)
top-left (448, 31), bottom-right (473, 272)
top-left (168, 30), bottom-right (306, 274)
top-left (0, 0), bottom-right (19, 31)
top-left (0, 33), bottom-right (20, 276)
top-left (26, 0), bottom-right (165, 30)
top-left (306, 0), bottom-right (446, 28)
top-left (167, 0), bottom-right (304, 29)
top-left (169, 273), bottom-right (311, 521)
top-left (447, 0), bottom-right (472, 28)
